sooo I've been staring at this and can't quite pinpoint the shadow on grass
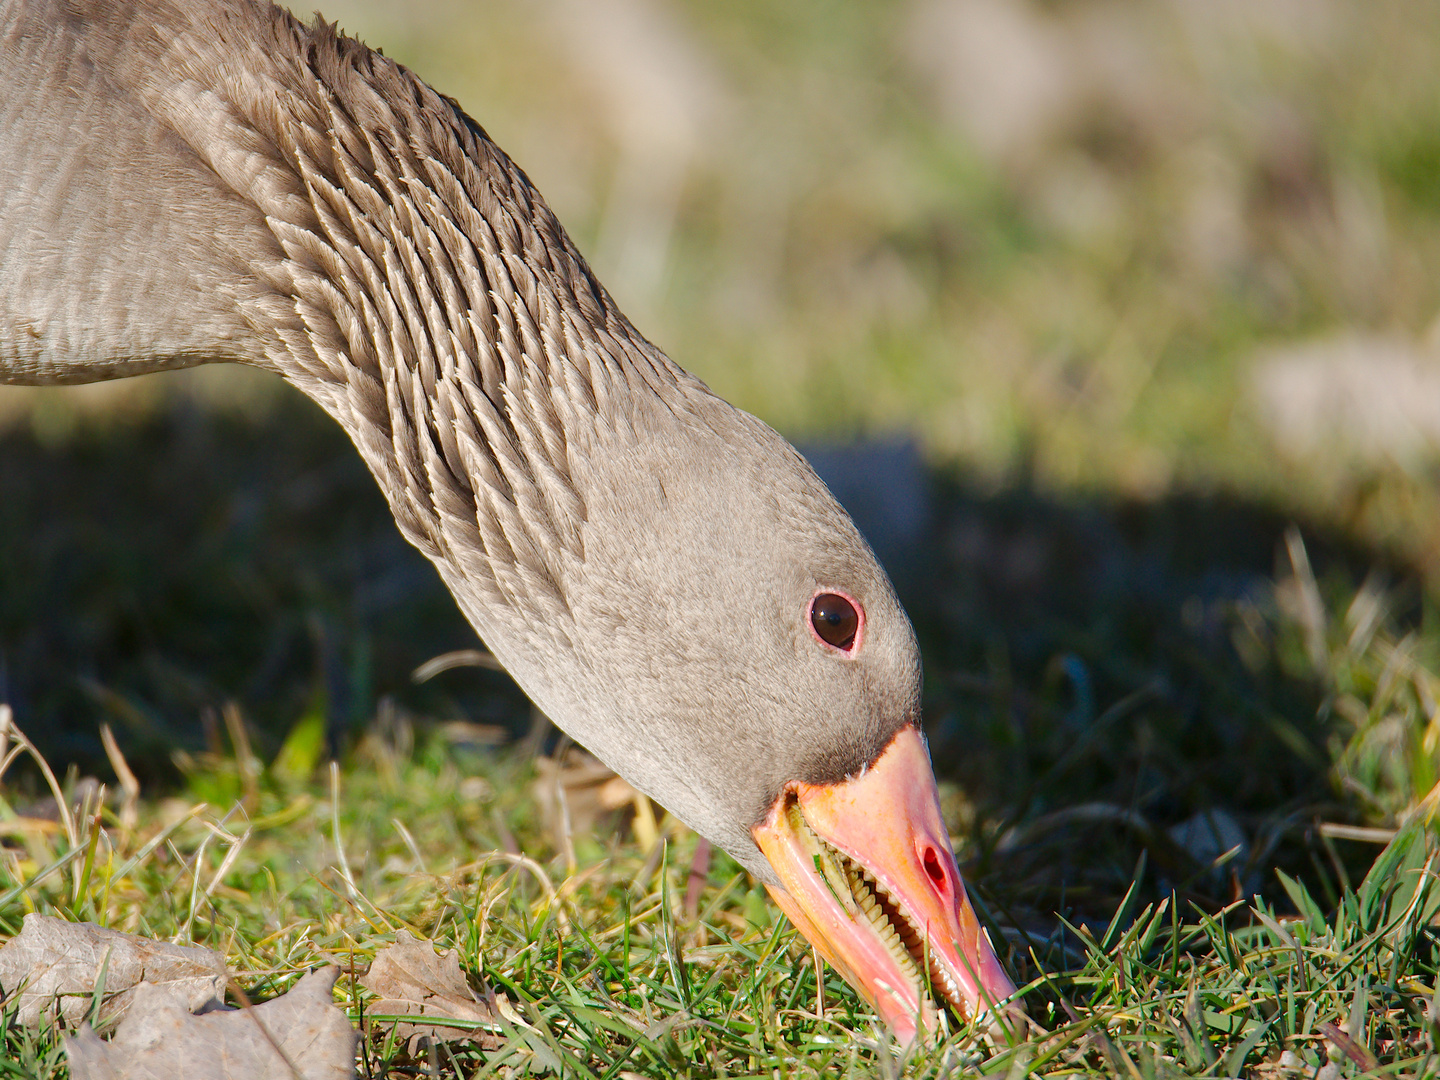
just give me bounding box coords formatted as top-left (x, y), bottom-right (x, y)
top-left (0, 392), bottom-right (532, 779)
top-left (0, 394), bottom-right (1421, 950)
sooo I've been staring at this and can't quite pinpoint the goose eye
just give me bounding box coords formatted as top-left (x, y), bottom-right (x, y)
top-left (810, 592), bottom-right (860, 652)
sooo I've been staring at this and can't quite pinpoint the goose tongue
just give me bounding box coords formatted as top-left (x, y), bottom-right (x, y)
top-left (752, 726), bottom-right (1020, 1042)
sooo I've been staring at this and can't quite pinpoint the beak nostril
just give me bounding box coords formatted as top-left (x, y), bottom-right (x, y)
top-left (922, 846), bottom-right (945, 889)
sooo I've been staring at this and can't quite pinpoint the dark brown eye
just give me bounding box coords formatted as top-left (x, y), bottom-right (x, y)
top-left (810, 592), bottom-right (860, 652)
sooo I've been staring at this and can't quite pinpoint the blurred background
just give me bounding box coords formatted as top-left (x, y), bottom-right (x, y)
top-left (3, 0), bottom-right (1440, 927)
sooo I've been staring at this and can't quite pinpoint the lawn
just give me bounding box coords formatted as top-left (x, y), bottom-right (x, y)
top-left (3, 0), bottom-right (1440, 1075)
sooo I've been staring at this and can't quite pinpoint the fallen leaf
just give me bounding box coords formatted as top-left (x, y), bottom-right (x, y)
top-left (0, 914), bottom-right (226, 1030)
top-left (532, 748), bottom-right (636, 842)
top-left (1318, 1021), bottom-right (1379, 1071)
top-left (64, 965), bottom-right (355, 1080)
top-left (359, 931), bottom-right (500, 1051)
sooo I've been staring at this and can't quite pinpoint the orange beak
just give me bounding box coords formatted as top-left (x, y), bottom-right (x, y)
top-left (752, 725), bottom-right (1022, 1043)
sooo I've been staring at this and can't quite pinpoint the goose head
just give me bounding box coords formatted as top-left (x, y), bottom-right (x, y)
top-left (428, 376), bottom-right (1021, 1041)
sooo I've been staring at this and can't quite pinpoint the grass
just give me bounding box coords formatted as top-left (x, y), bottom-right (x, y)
top-left (3, 549), bottom-right (1440, 1077)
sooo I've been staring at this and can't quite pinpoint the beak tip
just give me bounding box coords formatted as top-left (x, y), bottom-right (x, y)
top-left (754, 727), bottom-right (1029, 1047)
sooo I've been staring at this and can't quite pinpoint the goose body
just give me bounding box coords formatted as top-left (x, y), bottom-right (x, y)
top-left (0, 0), bottom-right (1018, 1039)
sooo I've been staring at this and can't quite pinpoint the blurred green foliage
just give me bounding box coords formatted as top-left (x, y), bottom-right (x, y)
top-left (285, 0), bottom-right (1440, 577)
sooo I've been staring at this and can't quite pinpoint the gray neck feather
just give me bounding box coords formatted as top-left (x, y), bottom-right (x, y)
top-left (0, 0), bottom-right (921, 877)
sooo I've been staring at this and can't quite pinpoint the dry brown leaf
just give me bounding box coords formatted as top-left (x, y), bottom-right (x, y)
top-left (532, 748), bottom-right (636, 841)
top-left (0, 914), bottom-right (226, 1030)
top-left (64, 965), bottom-right (356, 1080)
top-left (359, 931), bottom-right (500, 1051)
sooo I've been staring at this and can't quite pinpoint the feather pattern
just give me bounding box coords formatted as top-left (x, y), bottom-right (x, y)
top-left (0, 0), bottom-right (921, 875)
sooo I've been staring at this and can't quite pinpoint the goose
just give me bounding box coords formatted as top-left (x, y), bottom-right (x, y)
top-left (0, 0), bottom-right (1021, 1041)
